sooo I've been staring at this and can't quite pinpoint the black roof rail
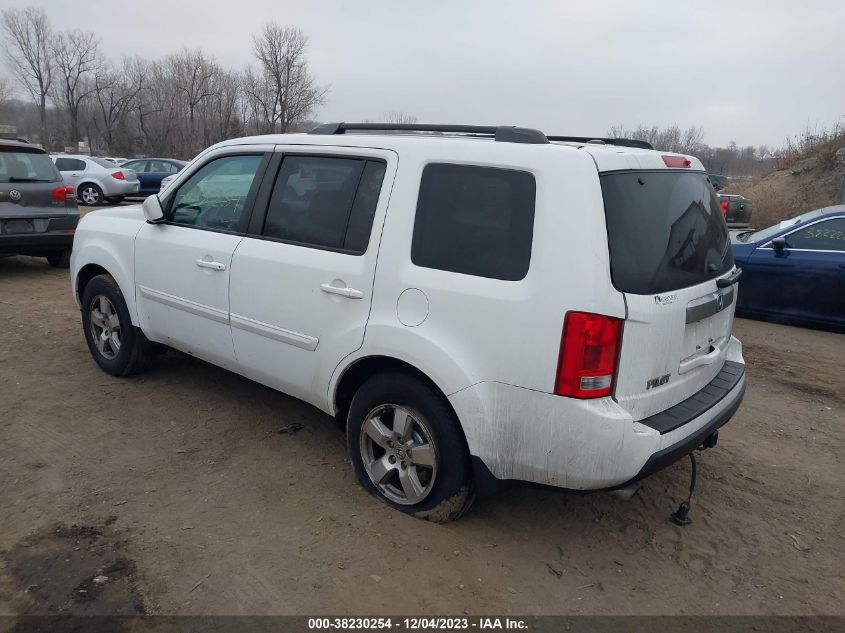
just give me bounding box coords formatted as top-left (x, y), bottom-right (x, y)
top-left (546, 135), bottom-right (654, 150)
top-left (308, 122), bottom-right (550, 145)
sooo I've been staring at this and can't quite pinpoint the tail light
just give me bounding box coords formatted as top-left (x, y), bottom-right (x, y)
top-left (555, 312), bottom-right (623, 399)
top-left (720, 199), bottom-right (729, 216)
top-left (111, 170), bottom-right (125, 180)
top-left (52, 185), bottom-right (75, 201)
top-left (662, 155), bottom-right (691, 168)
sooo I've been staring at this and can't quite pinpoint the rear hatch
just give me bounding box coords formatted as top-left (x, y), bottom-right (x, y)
top-left (600, 168), bottom-right (737, 420)
top-left (1, 146), bottom-right (72, 226)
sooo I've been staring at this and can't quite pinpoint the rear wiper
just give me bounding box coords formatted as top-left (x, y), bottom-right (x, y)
top-left (9, 177), bottom-right (52, 182)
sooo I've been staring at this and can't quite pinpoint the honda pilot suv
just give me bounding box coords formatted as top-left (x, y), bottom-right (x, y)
top-left (1, 139), bottom-right (78, 267)
top-left (70, 123), bottom-right (746, 521)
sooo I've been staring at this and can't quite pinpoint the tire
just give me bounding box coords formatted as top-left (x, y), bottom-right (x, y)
top-left (347, 373), bottom-right (475, 523)
top-left (78, 183), bottom-right (104, 206)
top-left (46, 249), bottom-right (71, 268)
top-left (106, 195), bottom-right (125, 205)
top-left (81, 274), bottom-right (153, 376)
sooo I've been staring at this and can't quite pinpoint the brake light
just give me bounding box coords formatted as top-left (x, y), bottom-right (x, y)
top-left (720, 199), bottom-right (729, 216)
top-left (662, 155), bottom-right (692, 168)
top-left (555, 312), bottom-right (623, 399)
top-left (52, 185), bottom-right (75, 201)
top-left (111, 170), bottom-right (125, 180)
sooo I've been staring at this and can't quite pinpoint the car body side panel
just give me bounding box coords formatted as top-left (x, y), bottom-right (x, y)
top-left (70, 205), bottom-right (147, 325)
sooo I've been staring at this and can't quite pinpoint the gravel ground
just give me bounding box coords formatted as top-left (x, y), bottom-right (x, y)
top-left (1, 251), bottom-right (843, 617)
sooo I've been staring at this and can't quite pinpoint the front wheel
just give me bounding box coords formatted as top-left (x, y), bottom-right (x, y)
top-left (347, 373), bottom-right (474, 522)
top-left (81, 274), bottom-right (153, 376)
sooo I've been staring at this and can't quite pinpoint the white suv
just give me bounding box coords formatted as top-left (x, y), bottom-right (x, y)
top-left (70, 123), bottom-right (746, 522)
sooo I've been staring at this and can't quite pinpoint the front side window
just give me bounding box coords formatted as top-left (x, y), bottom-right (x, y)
top-left (169, 154), bottom-right (263, 231)
top-left (411, 163), bottom-right (536, 281)
top-left (150, 160), bottom-right (180, 174)
top-left (262, 155), bottom-right (386, 253)
top-left (122, 160), bottom-right (148, 173)
top-left (785, 218), bottom-right (845, 251)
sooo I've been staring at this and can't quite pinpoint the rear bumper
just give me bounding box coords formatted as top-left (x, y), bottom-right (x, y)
top-left (0, 231), bottom-right (75, 254)
top-left (102, 180), bottom-right (140, 196)
top-left (450, 336), bottom-right (746, 490)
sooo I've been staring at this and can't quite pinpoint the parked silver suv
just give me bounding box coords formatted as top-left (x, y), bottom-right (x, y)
top-left (52, 154), bottom-right (140, 206)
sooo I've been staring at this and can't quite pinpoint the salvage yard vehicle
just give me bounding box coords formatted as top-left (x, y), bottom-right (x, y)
top-left (719, 192), bottom-right (753, 227)
top-left (731, 206), bottom-right (845, 331)
top-left (51, 154), bottom-right (141, 206)
top-left (121, 158), bottom-right (187, 197)
top-left (70, 123), bottom-right (746, 522)
top-left (0, 139), bottom-right (79, 267)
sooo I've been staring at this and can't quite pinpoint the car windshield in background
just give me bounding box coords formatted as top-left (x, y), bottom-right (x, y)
top-left (601, 171), bottom-right (734, 295)
top-left (0, 149), bottom-right (59, 183)
top-left (743, 209), bottom-right (825, 243)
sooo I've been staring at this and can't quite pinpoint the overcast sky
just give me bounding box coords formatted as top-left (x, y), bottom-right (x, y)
top-left (6, 0), bottom-right (844, 147)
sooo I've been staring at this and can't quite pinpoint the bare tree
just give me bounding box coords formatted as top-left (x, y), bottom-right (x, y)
top-left (608, 123), bottom-right (705, 155)
top-left (169, 48), bottom-right (217, 153)
top-left (1, 7), bottom-right (53, 144)
top-left (91, 58), bottom-right (143, 153)
top-left (252, 22), bottom-right (327, 132)
top-left (0, 74), bottom-right (11, 107)
top-left (51, 29), bottom-right (101, 144)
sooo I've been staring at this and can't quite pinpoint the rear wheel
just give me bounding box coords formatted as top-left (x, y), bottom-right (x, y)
top-left (81, 274), bottom-right (153, 376)
top-left (106, 195), bottom-right (125, 205)
top-left (46, 249), bottom-right (71, 268)
top-left (78, 183), bottom-right (103, 206)
top-left (347, 373), bottom-right (474, 522)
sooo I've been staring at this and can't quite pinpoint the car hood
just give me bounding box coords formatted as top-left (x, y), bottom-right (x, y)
top-left (84, 204), bottom-right (145, 221)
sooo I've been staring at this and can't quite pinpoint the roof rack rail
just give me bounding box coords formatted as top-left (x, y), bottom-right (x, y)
top-left (308, 122), bottom-right (550, 145)
top-left (546, 135), bottom-right (654, 150)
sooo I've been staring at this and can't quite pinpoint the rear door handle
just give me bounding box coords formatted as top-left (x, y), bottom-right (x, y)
top-left (195, 259), bottom-right (226, 271)
top-left (320, 283), bottom-right (364, 299)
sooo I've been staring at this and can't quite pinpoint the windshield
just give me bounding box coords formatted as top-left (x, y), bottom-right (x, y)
top-left (744, 209), bottom-right (824, 243)
top-left (601, 170), bottom-right (734, 295)
top-left (0, 149), bottom-right (60, 183)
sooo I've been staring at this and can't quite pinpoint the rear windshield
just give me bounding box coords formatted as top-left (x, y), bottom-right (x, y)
top-left (0, 149), bottom-right (60, 183)
top-left (600, 171), bottom-right (734, 295)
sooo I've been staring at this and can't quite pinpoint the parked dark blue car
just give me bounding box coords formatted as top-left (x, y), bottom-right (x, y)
top-left (120, 158), bottom-right (186, 197)
top-left (731, 206), bottom-right (845, 331)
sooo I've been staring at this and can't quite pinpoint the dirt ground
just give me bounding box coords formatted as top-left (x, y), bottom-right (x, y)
top-left (1, 251), bottom-right (843, 617)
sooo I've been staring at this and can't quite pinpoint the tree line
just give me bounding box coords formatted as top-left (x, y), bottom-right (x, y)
top-left (0, 6), bottom-right (780, 176)
top-left (0, 7), bottom-right (327, 158)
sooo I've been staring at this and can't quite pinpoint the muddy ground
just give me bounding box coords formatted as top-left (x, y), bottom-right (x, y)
top-left (1, 252), bottom-right (843, 617)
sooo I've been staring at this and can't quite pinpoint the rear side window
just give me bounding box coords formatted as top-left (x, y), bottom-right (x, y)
top-left (601, 171), bottom-right (734, 295)
top-left (0, 150), bottom-right (60, 182)
top-left (262, 155), bottom-right (386, 253)
top-left (411, 163), bottom-right (536, 280)
top-left (55, 157), bottom-right (86, 172)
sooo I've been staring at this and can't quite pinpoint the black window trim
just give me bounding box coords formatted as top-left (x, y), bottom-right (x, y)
top-left (160, 151), bottom-right (271, 236)
top-left (410, 160), bottom-right (538, 282)
top-left (245, 151), bottom-right (388, 256)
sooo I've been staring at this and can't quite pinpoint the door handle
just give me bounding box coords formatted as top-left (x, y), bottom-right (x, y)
top-left (320, 283), bottom-right (364, 299)
top-left (195, 259), bottom-right (226, 271)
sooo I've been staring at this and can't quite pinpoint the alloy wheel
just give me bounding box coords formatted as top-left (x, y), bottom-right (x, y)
top-left (88, 295), bottom-right (121, 360)
top-left (359, 404), bottom-right (438, 505)
top-left (81, 186), bottom-right (100, 205)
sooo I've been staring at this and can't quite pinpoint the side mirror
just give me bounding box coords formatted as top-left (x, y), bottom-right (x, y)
top-left (142, 195), bottom-right (165, 223)
top-left (771, 236), bottom-right (787, 254)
